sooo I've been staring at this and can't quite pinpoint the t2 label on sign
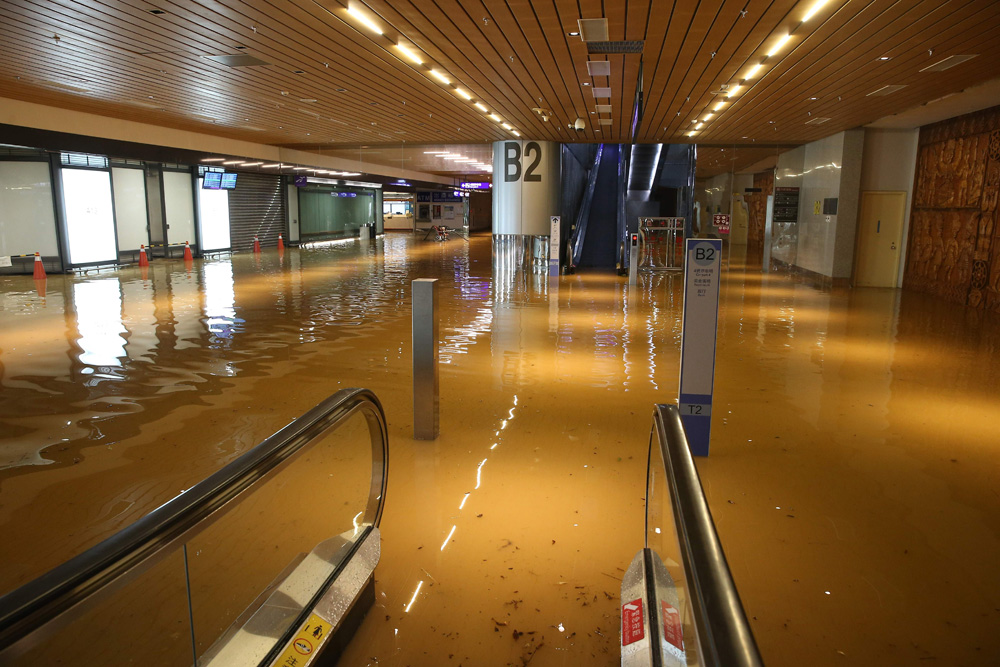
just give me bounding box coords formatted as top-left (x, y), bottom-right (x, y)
top-left (504, 141), bottom-right (542, 182)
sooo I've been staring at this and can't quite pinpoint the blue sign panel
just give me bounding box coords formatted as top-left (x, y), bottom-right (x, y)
top-left (431, 191), bottom-right (462, 202)
top-left (416, 192), bottom-right (431, 202)
top-left (294, 175), bottom-right (308, 187)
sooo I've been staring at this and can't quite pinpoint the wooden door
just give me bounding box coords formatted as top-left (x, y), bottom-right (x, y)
top-left (855, 192), bottom-right (906, 287)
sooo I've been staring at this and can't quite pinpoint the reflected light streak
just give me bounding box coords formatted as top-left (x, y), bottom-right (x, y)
top-left (475, 458), bottom-right (487, 489)
top-left (352, 510), bottom-right (363, 535)
top-left (440, 525), bottom-right (457, 551)
top-left (404, 580), bottom-right (424, 612)
top-left (459, 493), bottom-right (470, 510)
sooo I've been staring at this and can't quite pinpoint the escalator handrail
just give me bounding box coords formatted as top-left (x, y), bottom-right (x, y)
top-left (651, 404), bottom-right (763, 667)
top-left (0, 387), bottom-right (388, 655)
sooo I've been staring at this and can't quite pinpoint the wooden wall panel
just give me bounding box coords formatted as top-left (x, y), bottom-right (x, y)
top-left (905, 105), bottom-right (1000, 312)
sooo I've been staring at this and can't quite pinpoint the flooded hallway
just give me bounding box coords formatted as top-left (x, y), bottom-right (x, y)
top-left (2, 233), bottom-right (998, 665)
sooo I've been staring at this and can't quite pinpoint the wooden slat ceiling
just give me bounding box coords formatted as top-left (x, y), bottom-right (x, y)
top-left (0, 0), bottom-right (998, 177)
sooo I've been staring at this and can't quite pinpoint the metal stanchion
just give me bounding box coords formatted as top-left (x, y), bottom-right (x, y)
top-left (412, 278), bottom-right (439, 440)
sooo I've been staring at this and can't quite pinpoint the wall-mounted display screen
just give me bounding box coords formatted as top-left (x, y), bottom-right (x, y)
top-left (220, 173), bottom-right (238, 189)
top-left (202, 172), bottom-right (222, 189)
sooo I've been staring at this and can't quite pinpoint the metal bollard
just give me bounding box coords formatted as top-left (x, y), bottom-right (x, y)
top-left (628, 232), bottom-right (640, 286)
top-left (412, 279), bottom-right (439, 439)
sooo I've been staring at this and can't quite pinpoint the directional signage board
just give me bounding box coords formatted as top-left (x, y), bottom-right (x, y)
top-left (549, 216), bottom-right (560, 276)
top-left (678, 238), bottom-right (722, 456)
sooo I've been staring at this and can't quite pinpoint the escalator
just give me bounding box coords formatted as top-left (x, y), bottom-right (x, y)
top-left (621, 405), bottom-right (763, 666)
top-left (0, 388), bottom-right (388, 666)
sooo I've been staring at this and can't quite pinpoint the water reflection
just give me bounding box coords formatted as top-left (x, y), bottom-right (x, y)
top-left (73, 279), bottom-right (127, 370)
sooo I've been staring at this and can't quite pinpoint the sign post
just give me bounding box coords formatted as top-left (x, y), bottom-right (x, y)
top-left (549, 216), bottom-right (560, 276)
top-left (678, 238), bottom-right (722, 456)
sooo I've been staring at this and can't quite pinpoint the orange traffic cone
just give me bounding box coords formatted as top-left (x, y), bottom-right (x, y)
top-left (33, 252), bottom-right (46, 279)
top-left (139, 245), bottom-right (149, 267)
top-left (277, 234), bottom-right (284, 250)
top-left (183, 241), bottom-right (193, 261)
top-left (253, 236), bottom-right (261, 253)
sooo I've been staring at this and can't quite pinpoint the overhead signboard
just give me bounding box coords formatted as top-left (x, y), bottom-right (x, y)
top-left (459, 181), bottom-right (491, 190)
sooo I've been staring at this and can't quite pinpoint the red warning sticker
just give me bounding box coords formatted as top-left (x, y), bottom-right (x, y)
top-left (622, 599), bottom-right (644, 646)
top-left (661, 601), bottom-right (684, 652)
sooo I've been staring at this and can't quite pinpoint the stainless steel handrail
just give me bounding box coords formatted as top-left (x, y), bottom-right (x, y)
top-left (650, 404), bottom-right (763, 666)
top-left (0, 387), bottom-right (388, 659)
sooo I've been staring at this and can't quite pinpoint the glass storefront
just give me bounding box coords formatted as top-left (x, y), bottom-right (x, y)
top-left (298, 185), bottom-right (382, 239)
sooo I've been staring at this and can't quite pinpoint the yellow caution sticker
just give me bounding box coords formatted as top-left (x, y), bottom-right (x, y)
top-left (272, 613), bottom-right (331, 667)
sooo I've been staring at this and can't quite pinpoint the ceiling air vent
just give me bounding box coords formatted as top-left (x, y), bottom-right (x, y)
top-left (577, 18), bottom-right (608, 42)
top-left (204, 54), bottom-right (271, 67)
top-left (587, 61), bottom-right (611, 77)
top-left (599, 119), bottom-right (613, 126)
top-left (596, 104), bottom-right (612, 113)
top-left (588, 41), bottom-right (644, 54)
top-left (805, 117), bottom-right (831, 125)
top-left (867, 84), bottom-right (907, 96)
top-left (592, 87), bottom-right (612, 98)
top-left (919, 54), bottom-right (978, 72)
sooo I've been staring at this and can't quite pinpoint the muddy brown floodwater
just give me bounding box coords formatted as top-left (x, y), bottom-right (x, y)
top-left (1, 233), bottom-right (999, 665)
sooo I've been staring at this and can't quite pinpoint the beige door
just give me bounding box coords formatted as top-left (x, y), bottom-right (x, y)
top-left (855, 191), bottom-right (906, 287)
top-left (730, 194), bottom-right (749, 245)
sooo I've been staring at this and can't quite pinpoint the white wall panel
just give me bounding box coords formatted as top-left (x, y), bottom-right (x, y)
top-left (162, 171), bottom-right (195, 246)
top-left (112, 167), bottom-right (149, 251)
top-left (0, 162), bottom-right (59, 257)
top-left (63, 168), bottom-right (117, 265)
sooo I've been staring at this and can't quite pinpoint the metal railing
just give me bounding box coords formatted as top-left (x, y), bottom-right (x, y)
top-left (0, 387), bottom-right (388, 665)
top-left (623, 405), bottom-right (762, 666)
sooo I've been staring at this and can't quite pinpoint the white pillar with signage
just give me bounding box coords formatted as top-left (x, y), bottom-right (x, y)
top-left (678, 238), bottom-right (723, 456)
top-left (492, 140), bottom-right (560, 272)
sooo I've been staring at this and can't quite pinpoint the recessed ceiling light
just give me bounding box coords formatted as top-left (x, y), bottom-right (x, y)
top-left (703, 113), bottom-right (713, 120)
top-left (879, 56), bottom-right (891, 61)
top-left (489, 114), bottom-right (502, 122)
top-left (582, 82), bottom-right (591, 86)
top-left (746, 63), bottom-right (763, 78)
top-left (809, 96), bottom-right (818, 100)
top-left (713, 102), bottom-right (725, 111)
top-left (695, 122), bottom-right (703, 129)
top-left (727, 84), bottom-right (741, 98)
top-left (347, 6), bottom-right (382, 34)
top-left (261, 163), bottom-right (281, 168)
top-left (201, 157), bottom-right (225, 162)
top-left (455, 88), bottom-right (472, 100)
top-left (430, 69), bottom-right (450, 84)
top-left (512, 130), bottom-right (521, 136)
top-left (568, 31), bottom-right (579, 36)
top-left (475, 103), bottom-right (488, 112)
top-left (502, 123), bottom-right (512, 130)
top-left (395, 43), bottom-right (423, 64)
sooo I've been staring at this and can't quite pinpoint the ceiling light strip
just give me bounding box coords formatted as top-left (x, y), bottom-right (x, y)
top-left (342, 6), bottom-right (520, 138)
top-left (685, 0), bottom-right (841, 140)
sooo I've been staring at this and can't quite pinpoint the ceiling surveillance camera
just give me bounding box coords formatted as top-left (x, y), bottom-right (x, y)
top-left (573, 118), bottom-right (586, 131)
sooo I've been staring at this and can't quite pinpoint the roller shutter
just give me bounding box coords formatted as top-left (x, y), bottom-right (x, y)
top-left (228, 173), bottom-right (285, 252)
